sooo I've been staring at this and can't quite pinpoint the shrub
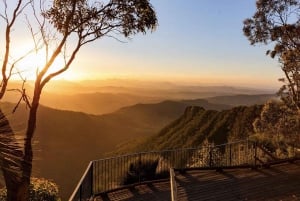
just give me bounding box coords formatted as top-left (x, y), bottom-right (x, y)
top-left (122, 159), bottom-right (159, 185)
top-left (122, 157), bottom-right (169, 185)
top-left (0, 178), bottom-right (60, 201)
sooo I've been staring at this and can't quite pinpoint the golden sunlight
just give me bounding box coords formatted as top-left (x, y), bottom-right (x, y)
top-left (10, 42), bottom-right (66, 80)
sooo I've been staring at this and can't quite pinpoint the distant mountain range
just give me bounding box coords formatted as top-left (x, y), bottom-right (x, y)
top-left (206, 94), bottom-right (277, 106)
top-left (38, 92), bottom-right (275, 115)
top-left (0, 93), bottom-right (274, 199)
top-left (3, 80), bottom-right (276, 115)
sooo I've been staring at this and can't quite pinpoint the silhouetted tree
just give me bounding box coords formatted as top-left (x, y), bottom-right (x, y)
top-left (0, 1), bottom-right (33, 200)
top-left (0, 0), bottom-right (157, 200)
top-left (243, 0), bottom-right (300, 112)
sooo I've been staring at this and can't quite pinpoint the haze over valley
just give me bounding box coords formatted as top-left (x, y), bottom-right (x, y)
top-left (0, 79), bottom-right (276, 199)
top-left (3, 79), bottom-right (276, 115)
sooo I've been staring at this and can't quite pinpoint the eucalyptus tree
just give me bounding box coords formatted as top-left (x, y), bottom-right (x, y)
top-left (243, 0), bottom-right (300, 112)
top-left (0, 1), bottom-right (32, 200)
top-left (0, 0), bottom-right (157, 200)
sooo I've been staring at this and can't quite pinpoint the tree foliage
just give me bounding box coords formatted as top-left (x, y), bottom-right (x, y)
top-left (253, 100), bottom-right (300, 144)
top-left (243, 0), bottom-right (300, 111)
top-left (44, 0), bottom-right (157, 38)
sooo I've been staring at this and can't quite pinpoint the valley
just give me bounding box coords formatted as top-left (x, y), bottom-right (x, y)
top-left (0, 82), bottom-right (276, 199)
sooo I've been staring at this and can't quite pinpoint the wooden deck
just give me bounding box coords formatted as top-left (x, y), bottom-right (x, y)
top-left (95, 160), bottom-right (300, 201)
top-left (94, 181), bottom-right (171, 201)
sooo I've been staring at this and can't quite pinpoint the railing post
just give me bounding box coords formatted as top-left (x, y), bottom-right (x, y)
top-left (90, 162), bottom-right (94, 197)
top-left (170, 168), bottom-right (177, 201)
top-left (229, 144), bottom-right (232, 166)
top-left (293, 143), bottom-right (296, 158)
top-left (138, 153), bottom-right (142, 184)
top-left (79, 184), bottom-right (82, 201)
top-left (209, 145), bottom-right (213, 167)
top-left (254, 141), bottom-right (257, 167)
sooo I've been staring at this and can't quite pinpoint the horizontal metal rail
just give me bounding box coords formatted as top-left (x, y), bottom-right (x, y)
top-left (70, 140), bottom-right (299, 201)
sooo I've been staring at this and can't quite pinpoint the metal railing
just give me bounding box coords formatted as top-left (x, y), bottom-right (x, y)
top-left (69, 140), bottom-right (299, 201)
top-left (69, 162), bottom-right (93, 201)
top-left (170, 168), bottom-right (177, 201)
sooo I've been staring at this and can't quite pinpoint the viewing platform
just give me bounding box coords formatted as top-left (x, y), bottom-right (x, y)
top-left (70, 140), bottom-right (300, 201)
top-left (93, 160), bottom-right (300, 201)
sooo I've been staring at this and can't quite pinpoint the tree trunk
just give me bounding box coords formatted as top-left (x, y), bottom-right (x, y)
top-left (0, 88), bottom-right (41, 201)
top-left (20, 88), bottom-right (41, 201)
top-left (4, 180), bottom-right (28, 201)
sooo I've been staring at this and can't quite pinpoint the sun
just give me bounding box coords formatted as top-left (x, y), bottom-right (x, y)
top-left (10, 42), bottom-right (66, 81)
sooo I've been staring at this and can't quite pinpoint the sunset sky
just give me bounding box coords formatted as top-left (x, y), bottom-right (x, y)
top-left (5, 0), bottom-right (282, 89)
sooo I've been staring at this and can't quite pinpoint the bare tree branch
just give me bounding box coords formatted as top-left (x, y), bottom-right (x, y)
top-left (41, 38), bottom-right (81, 89)
top-left (3, 0), bottom-right (9, 23)
top-left (7, 76), bottom-right (31, 113)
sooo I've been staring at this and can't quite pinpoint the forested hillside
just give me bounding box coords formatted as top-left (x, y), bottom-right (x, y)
top-left (135, 105), bottom-right (263, 151)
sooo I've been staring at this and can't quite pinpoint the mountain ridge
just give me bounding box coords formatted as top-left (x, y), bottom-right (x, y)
top-left (133, 104), bottom-right (263, 151)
